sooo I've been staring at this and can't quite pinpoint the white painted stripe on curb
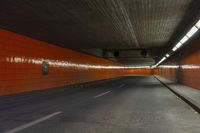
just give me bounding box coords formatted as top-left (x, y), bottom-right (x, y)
top-left (5, 111), bottom-right (62, 133)
top-left (94, 91), bottom-right (111, 98)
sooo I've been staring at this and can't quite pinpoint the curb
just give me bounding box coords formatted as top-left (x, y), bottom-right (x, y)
top-left (154, 76), bottom-right (200, 114)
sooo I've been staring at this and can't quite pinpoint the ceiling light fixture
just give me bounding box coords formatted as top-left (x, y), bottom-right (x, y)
top-left (154, 18), bottom-right (200, 68)
top-left (175, 42), bottom-right (182, 48)
top-left (172, 46), bottom-right (178, 51)
top-left (186, 26), bottom-right (198, 38)
top-left (180, 36), bottom-right (189, 44)
top-left (195, 19), bottom-right (200, 29)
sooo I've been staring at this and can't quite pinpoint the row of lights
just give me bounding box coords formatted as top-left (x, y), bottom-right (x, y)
top-left (152, 19), bottom-right (200, 68)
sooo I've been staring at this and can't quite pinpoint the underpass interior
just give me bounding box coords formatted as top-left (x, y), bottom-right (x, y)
top-left (0, 0), bottom-right (200, 133)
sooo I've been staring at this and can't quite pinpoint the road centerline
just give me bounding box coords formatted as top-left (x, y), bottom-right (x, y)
top-left (5, 111), bottom-right (62, 133)
top-left (94, 91), bottom-right (112, 98)
top-left (118, 84), bottom-right (125, 88)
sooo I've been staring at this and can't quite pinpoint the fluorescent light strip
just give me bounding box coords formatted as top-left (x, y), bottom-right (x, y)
top-left (180, 36), bottom-right (189, 44)
top-left (154, 19), bottom-right (200, 68)
top-left (196, 19), bottom-right (200, 29)
top-left (186, 26), bottom-right (198, 38)
top-left (172, 46), bottom-right (178, 51)
top-left (161, 57), bottom-right (166, 61)
top-left (153, 56), bottom-right (168, 68)
top-left (176, 42), bottom-right (182, 48)
top-left (157, 57), bottom-right (166, 65)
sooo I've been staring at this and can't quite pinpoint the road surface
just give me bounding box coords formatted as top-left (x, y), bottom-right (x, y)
top-left (0, 76), bottom-right (199, 133)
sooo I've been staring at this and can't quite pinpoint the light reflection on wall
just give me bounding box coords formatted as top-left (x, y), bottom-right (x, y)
top-left (158, 65), bottom-right (179, 69)
top-left (158, 64), bottom-right (200, 69)
top-left (180, 65), bottom-right (200, 69)
top-left (5, 57), bottom-right (151, 69)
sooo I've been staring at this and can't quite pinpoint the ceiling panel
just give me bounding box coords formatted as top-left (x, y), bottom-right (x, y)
top-left (0, 0), bottom-right (197, 65)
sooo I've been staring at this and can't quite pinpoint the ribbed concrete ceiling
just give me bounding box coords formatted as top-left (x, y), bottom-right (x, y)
top-left (0, 0), bottom-right (198, 65)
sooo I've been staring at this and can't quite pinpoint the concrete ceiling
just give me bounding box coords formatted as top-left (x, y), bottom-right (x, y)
top-left (0, 0), bottom-right (199, 65)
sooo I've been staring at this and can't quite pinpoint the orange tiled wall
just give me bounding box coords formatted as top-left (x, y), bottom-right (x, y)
top-left (154, 37), bottom-right (200, 90)
top-left (0, 29), bottom-right (152, 95)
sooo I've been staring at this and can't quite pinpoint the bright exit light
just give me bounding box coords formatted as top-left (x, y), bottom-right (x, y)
top-left (186, 26), bottom-right (198, 38)
top-left (180, 36), bottom-right (189, 44)
top-left (196, 19), bottom-right (200, 29)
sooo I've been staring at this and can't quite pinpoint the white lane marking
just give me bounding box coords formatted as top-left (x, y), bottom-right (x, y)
top-left (5, 111), bottom-right (62, 133)
top-left (94, 91), bottom-right (111, 98)
top-left (118, 84), bottom-right (125, 88)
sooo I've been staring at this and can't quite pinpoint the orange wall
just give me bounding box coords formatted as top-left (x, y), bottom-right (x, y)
top-left (155, 36), bottom-right (200, 90)
top-left (0, 29), bottom-right (152, 96)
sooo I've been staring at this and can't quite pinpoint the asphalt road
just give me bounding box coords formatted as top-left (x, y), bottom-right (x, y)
top-left (0, 76), bottom-right (199, 133)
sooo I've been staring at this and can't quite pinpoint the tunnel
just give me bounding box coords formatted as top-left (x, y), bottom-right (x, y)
top-left (0, 0), bottom-right (200, 133)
